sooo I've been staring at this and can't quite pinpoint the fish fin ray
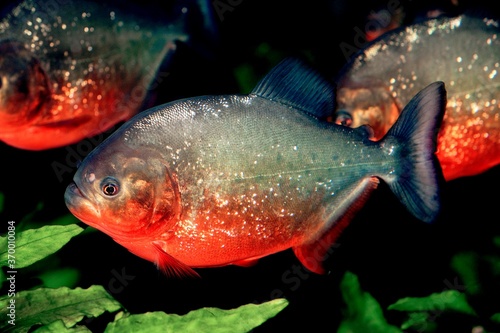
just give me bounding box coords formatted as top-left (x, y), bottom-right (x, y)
top-left (152, 241), bottom-right (200, 279)
top-left (294, 177), bottom-right (379, 274)
top-left (381, 81), bottom-right (446, 223)
top-left (251, 57), bottom-right (335, 119)
top-left (232, 258), bottom-right (260, 267)
top-left (35, 115), bottom-right (92, 128)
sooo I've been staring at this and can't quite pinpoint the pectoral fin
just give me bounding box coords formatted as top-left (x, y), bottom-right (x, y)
top-left (293, 177), bottom-right (379, 274)
top-left (152, 241), bottom-right (200, 278)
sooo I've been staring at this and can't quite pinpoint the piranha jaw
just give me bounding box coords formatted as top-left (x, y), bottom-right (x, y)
top-left (64, 181), bottom-right (102, 230)
top-left (65, 179), bottom-right (197, 278)
top-left (64, 178), bottom-right (145, 239)
top-left (63, 144), bottom-right (182, 240)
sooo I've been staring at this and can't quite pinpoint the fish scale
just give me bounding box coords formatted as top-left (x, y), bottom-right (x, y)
top-left (65, 58), bottom-right (445, 277)
top-left (125, 96), bottom-right (385, 260)
top-left (333, 13), bottom-right (500, 181)
top-left (0, 0), bottom-right (196, 150)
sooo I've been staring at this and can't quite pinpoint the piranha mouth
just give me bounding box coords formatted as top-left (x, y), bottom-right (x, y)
top-left (64, 181), bottom-right (90, 203)
top-left (66, 182), bottom-right (83, 197)
top-left (64, 181), bottom-right (100, 223)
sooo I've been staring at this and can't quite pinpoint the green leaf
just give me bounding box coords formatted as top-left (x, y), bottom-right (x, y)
top-left (450, 252), bottom-right (481, 295)
top-left (33, 320), bottom-right (92, 332)
top-left (0, 285), bottom-right (123, 333)
top-left (0, 224), bottom-right (83, 269)
top-left (337, 271), bottom-right (402, 333)
top-left (0, 192), bottom-right (4, 213)
top-left (388, 290), bottom-right (477, 316)
top-left (234, 64), bottom-right (260, 94)
top-left (491, 313), bottom-right (500, 323)
top-left (38, 268), bottom-right (80, 288)
top-left (47, 214), bottom-right (81, 227)
top-left (0, 268), bottom-right (5, 289)
top-left (400, 312), bottom-right (437, 332)
top-left (484, 254), bottom-right (500, 276)
top-left (104, 298), bottom-right (289, 333)
top-left (493, 236), bottom-right (500, 248)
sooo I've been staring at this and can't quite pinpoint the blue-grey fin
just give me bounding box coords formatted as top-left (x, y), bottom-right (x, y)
top-left (380, 81), bottom-right (446, 223)
top-left (251, 57), bottom-right (335, 119)
top-left (293, 177), bottom-right (380, 274)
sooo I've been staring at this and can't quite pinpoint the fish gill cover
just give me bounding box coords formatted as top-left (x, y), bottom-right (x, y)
top-left (1, 0), bottom-right (500, 332)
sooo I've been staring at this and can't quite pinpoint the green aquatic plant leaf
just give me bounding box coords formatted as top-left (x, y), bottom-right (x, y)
top-left (337, 271), bottom-right (402, 333)
top-left (484, 254), bottom-right (500, 276)
top-left (491, 313), bottom-right (500, 323)
top-left (0, 285), bottom-right (123, 333)
top-left (389, 291), bottom-right (481, 332)
top-left (0, 269), bottom-right (5, 290)
top-left (32, 320), bottom-right (92, 332)
top-left (17, 214), bottom-right (81, 237)
top-left (450, 252), bottom-right (481, 295)
top-left (388, 290), bottom-right (477, 316)
top-left (493, 236), bottom-right (500, 248)
top-left (234, 63), bottom-right (260, 94)
top-left (0, 192), bottom-right (4, 213)
top-left (104, 298), bottom-right (289, 333)
top-left (399, 312), bottom-right (437, 332)
top-left (38, 267), bottom-right (80, 289)
top-left (0, 224), bottom-right (83, 269)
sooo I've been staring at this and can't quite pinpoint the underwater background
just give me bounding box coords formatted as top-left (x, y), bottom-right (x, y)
top-left (1, 0), bottom-right (500, 332)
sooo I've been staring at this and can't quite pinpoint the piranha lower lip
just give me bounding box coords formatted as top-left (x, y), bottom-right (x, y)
top-left (64, 181), bottom-right (102, 226)
top-left (64, 181), bottom-right (91, 209)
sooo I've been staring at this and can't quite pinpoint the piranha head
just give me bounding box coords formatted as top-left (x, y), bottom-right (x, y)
top-left (64, 136), bottom-right (181, 244)
top-left (0, 40), bottom-right (51, 129)
top-left (332, 86), bottom-right (400, 140)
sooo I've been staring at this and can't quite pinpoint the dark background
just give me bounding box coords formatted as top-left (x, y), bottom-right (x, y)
top-left (1, 0), bottom-right (500, 332)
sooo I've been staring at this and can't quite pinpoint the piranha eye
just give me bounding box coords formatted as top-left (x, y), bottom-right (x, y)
top-left (333, 110), bottom-right (353, 127)
top-left (101, 177), bottom-right (120, 196)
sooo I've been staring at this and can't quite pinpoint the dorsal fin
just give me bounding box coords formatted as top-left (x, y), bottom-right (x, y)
top-left (251, 57), bottom-right (335, 119)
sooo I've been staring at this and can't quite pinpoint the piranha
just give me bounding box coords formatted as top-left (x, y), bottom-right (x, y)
top-left (0, 0), bottom-right (214, 150)
top-left (332, 13), bottom-right (500, 181)
top-left (64, 58), bottom-right (446, 277)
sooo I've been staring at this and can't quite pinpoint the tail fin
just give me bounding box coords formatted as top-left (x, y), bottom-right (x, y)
top-left (380, 81), bottom-right (446, 223)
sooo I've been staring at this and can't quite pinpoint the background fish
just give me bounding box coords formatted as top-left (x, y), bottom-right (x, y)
top-left (0, 0), bottom-right (215, 150)
top-left (332, 13), bottom-right (500, 181)
top-left (64, 58), bottom-right (445, 277)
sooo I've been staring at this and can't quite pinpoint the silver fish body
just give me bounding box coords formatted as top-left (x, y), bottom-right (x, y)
top-left (0, 0), bottom-right (196, 150)
top-left (65, 58), bottom-right (445, 276)
top-left (333, 14), bottom-right (500, 180)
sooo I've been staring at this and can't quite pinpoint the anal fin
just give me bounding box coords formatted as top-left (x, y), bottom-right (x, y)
top-left (293, 177), bottom-right (379, 274)
top-left (232, 258), bottom-right (260, 267)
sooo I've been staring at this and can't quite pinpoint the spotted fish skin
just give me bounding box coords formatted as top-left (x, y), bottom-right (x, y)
top-left (333, 14), bottom-right (500, 181)
top-left (65, 58), bottom-right (446, 277)
top-left (0, 0), bottom-right (193, 150)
